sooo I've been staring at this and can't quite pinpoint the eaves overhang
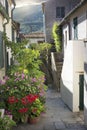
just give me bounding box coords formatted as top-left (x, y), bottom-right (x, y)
top-left (59, 0), bottom-right (87, 26)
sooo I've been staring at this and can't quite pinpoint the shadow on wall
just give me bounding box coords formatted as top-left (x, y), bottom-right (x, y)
top-left (60, 78), bottom-right (73, 111)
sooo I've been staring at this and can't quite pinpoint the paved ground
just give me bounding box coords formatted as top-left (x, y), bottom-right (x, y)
top-left (13, 88), bottom-right (87, 130)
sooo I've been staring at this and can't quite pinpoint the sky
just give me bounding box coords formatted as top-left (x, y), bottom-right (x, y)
top-left (15, 0), bottom-right (48, 7)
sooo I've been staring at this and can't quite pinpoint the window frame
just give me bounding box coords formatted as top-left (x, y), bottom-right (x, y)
top-left (56, 6), bottom-right (65, 18)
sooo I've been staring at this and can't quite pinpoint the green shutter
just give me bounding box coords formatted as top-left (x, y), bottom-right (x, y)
top-left (73, 17), bottom-right (78, 40)
top-left (79, 74), bottom-right (84, 110)
top-left (0, 31), bottom-right (4, 68)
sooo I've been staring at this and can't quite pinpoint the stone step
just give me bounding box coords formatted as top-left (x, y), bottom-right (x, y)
top-left (55, 62), bottom-right (63, 65)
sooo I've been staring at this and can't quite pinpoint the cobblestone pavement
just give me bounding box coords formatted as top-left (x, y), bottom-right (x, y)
top-left (13, 88), bottom-right (87, 130)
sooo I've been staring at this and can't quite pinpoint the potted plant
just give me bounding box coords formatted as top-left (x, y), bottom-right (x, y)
top-left (28, 98), bottom-right (44, 124)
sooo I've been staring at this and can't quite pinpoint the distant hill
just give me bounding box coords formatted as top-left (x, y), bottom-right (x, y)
top-left (13, 5), bottom-right (43, 34)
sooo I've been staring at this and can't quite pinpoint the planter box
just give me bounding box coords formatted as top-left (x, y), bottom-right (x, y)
top-left (0, 109), bottom-right (5, 118)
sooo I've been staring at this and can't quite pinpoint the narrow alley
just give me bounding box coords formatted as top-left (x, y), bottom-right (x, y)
top-left (13, 88), bottom-right (86, 130)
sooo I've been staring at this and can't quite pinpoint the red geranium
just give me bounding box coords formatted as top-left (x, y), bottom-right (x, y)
top-left (18, 108), bottom-right (28, 113)
top-left (26, 94), bottom-right (38, 104)
top-left (8, 96), bottom-right (18, 104)
top-left (21, 97), bottom-right (29, 105)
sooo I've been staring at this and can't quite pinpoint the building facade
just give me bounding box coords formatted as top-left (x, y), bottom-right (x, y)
top-left (0, 0), bottom-right (16, 78)
top-left (60, 0), bottom-right (87, 125)
top-left (44, 0), bottom-right (81, 43)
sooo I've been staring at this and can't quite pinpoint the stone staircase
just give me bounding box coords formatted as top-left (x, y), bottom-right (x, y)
top-left (51, 52), bottom-right (63, 91)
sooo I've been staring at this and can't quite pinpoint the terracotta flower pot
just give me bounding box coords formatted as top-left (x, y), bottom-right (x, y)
top-left (28, 116), bottom-right (40, 124)
top-left (21, 115), bottom-right (28, 123)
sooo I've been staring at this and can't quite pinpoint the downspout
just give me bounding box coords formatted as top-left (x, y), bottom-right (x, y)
top-left (11, 1), bottom-right (16, 41)
top-left (11, 1), bottom-right (16, 20)
top-left (42, 2), bottom-right (46, 42)
top-left (3, 18), bottom-right (9, 74)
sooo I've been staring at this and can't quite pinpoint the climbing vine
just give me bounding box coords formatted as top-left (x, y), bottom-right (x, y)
top-left (52, 22), bottom-right (62, 52)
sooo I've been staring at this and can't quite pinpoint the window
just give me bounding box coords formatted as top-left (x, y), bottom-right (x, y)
top-left (0, 31), bottom-right (4, 68)
top-left (73, 17), bottom-right (78, 40)
top-left (56, 7), bottom-right (65, 18)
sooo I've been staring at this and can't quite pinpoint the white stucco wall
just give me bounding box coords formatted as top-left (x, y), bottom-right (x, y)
top-left (5, 1), bottom-right (13, 66)
top-left (61, 40), bottom-right (84, 111)
top-left (0, 14), bottom-right (4, 31)
top-left (61, 41), bottom-right (73, 110)
top-left (28, 38), bottom-right (45, 44)
top-left (73, 41), bottom-right (84, 111)
top-left (69, 3), bottom-right (87, 40)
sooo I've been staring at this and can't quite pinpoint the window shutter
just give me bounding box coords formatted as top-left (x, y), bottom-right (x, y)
top-left (0, 31), bottom-right (4, 68)
top-left (61, 7), bottom-right (65, 18)
top-left (56, 7), bottom-right (60, 18)
top-left (73, 17), bottom-right (78, 40)
top-left (56, 7), bottom-right (65, 18)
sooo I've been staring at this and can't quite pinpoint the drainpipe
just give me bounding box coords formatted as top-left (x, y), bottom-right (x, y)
top-left (11, 1), bottom-right (16, 41)
top-left (42, 2), bottom-right (46, 42)
top-left (11, 1), bottom-right (16, 20)
top-left (3, 18), bottom-right (9, 74)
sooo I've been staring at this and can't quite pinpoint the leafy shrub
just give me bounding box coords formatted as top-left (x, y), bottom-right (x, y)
top-left (0, 115), bottom-right (16, 130)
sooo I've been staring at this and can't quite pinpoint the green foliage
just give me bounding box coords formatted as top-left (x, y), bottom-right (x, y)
top-left (0, 115), bottom-right (16, 130)
top-left (3, 33), bottom-right (43, 77)
top-left (29, 42), bottom-right (52, 61)
top-left (0, 101), bottom-right (6, 109)
top-left (52, 22), bottom-right (62, 52)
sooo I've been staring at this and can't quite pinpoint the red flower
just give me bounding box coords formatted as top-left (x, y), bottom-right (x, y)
top-left (26, 94), bottom-right (38, 104)
top-left (8, 96), bottom-right (18, 104)
top-left (18, 108), bottom-right (28, 113)
top-left (21, 97), bottom-right (29, 105)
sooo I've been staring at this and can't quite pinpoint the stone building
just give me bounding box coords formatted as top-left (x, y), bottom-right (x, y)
top-left (43, 0), bottom-right (81, 43)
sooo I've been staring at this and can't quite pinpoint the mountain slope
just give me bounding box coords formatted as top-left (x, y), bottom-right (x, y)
top-left (13, 5), bottom-right (43, 34)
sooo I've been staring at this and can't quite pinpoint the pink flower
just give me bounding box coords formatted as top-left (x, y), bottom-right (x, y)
top-left (32, 78), bottom-right (37, 82)
top-left (0, 80), bottom-right (6, 85)
top-left (21, 73), bottom-right (25, 79)
top-left (3, 76), bottom-right (9, 81)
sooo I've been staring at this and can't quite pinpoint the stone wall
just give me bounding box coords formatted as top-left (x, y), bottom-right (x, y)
top-left (51, 52), bottom-right (63, 91)
top-left (44, 0), bottom-right (81, 43)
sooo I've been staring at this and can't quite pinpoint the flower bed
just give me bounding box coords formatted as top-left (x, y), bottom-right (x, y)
top-left (0, 73), bottom-right (47, 123)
